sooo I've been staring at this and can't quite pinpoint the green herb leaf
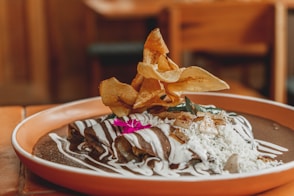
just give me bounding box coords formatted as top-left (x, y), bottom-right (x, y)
top-left (185, 96), bottom-right (196, 115)
top-left (106, 113), bottom-right (116, 120)
top-left (167, 96), bottom-right (223, 115)
top-left (193, 103), bottom-right (204, 112)
top-left (167, 105), bottom-right (187, 112)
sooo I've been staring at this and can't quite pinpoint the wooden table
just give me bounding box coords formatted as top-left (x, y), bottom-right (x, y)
top-left (1, 104), bottom-right (294, 195)
top-left (0, 105), bottom-right (81, 195)
top-left (83, 0), bottom-right (170, 19)
top-left (84, 0), bottom-right (294, 19)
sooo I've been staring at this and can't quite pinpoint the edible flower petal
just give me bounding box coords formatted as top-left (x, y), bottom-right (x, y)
top-left (113, 118), bottom-right (151, 134)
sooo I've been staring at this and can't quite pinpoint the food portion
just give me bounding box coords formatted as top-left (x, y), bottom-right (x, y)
top-left (34, 28), bottom-right (288, 177)
top-left (59, 98), bottom-right (286, 176)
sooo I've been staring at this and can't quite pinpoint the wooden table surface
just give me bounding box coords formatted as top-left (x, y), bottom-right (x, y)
top-left (83, 0), bottom-right (294, 19)
top-left (83, 0), bottom-right (170, 19)
top-left (0, 105), bottom-right (82, 195)
top-left (1, 104), bottom-right (294, 195)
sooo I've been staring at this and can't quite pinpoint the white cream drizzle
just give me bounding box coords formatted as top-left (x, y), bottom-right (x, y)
top-left (47, 109), bottom-right (288, 177)
top-left (92, 124), bottom-right (109, 146)
top-left (72, 118), bottom-right (100, 136)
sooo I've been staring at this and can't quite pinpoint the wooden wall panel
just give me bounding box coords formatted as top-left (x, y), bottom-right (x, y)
top-left (0, 0), bottom-right (50, 105)
top-left (0, 0), bottom-right (8, 84)
top-left (44, 0), bottom-right (91, 102)
top-left (0, 0), bottom-right (28, 84)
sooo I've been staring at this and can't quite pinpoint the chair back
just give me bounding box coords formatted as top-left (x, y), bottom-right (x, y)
top-left (165, 1), bottom-right (287, 102)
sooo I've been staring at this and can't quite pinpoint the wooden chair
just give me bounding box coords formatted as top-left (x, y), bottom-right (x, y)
top-left (164, 1), bottom-right (287, 103)
top-left (87, 41), bottom-right (144, 96)
top-left (83, 5), bottom-right (147, 97)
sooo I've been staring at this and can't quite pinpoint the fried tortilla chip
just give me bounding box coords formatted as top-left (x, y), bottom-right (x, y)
top-left (143, 28), bottom-right (169, 64)
top-left (166, 66), bottom-right (230, 97)
top-left (133, 78), bottom-right (165, 109)
top-left (100, 77), bottom-right (138, 116)
top-left (131, 73), bottom-right (144, 91)
top-left (137, 62), bottom-right (184, 83)
top-left (132, 29), bottom-right (170, 90)
top-left (99, 28), bottom-right (230, 116)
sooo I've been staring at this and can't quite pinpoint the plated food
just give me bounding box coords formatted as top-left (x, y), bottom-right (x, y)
top-left (14, 93), bottom-right (294, 195)
top-left (33, 28), bottom-right (288, 177)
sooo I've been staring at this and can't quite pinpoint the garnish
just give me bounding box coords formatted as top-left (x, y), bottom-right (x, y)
top-left (185, 96), bottom-right (197, 114)
top-left (105, 113), bottom-right (116, 120)
top-left (113, 118), bottom-right (151, 134)
top-left (167, 96), bottom-right (222, 114)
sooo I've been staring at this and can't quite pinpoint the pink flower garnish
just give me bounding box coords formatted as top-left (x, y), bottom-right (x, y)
top-left (113, 118), bottom-right (151, 134)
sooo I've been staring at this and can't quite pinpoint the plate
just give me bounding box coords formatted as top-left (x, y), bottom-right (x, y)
top-left (12, 92), bottom-right (294, 196)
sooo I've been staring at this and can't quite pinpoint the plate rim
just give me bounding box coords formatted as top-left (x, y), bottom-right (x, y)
top-left (11, 92), bottom-right (294, 182)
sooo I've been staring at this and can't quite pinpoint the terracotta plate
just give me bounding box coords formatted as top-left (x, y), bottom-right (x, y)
top-left (12, 93), bottom-right (294, 196)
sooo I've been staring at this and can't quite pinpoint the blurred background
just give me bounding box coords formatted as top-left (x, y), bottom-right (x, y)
top-left (0, 0), bottom-right (293, 106)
